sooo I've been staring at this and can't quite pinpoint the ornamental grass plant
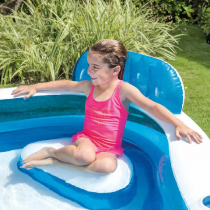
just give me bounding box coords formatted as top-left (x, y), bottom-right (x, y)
top-left (0, 0), bottom-right (181, 85)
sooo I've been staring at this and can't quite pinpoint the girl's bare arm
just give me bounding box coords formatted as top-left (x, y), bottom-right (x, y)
top-left (11, 80), bottom-right (91, 99)
top-left (121, 82), bottom-right (203, 144)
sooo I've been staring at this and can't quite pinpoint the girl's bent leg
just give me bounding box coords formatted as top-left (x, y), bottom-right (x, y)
top-left (22, 138), bottom-right (96, 167)
top-left (54, 138), bottom-right (96, 166)
top-left (84, 152), bottom-right (117, 173)
top-left (21, 150), bottom-right (118, 174)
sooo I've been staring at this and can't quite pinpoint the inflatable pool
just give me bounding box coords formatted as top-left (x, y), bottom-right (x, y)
top-left (1, 51), bottom-right (210, 210)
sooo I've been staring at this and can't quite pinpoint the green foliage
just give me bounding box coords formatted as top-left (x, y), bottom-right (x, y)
top-left (132, 0), bottom-right (210, 26)
top-left (131, 0), bottom-right (195, 23)
top-left (0, 0), bottom-right (181, 85)
top-left (129, 0), bottom-right (210, 36)
top-left (198, 6), bottom-right (210, 34)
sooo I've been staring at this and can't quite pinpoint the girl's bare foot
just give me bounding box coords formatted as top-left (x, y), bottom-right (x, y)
top-left (22, 147), bottom-right (55, 163)
top-left (21, 157), bottom-right (60, 170)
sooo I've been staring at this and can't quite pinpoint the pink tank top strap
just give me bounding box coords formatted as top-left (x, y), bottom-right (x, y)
top-left (87, 84), bottom-right (95, 99)
top-left (112, 80), bottom-right (124, 99)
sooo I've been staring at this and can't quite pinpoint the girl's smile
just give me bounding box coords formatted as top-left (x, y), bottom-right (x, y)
top-left (91, 77), bottom-right (97, 80)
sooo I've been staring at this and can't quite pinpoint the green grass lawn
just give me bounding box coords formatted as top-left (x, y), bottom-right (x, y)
top-left (166, 24), bottom-right (210, 137)
top-left (1, 24), bottom-right (209, 137)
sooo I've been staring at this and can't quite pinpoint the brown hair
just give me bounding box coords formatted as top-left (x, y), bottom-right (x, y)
top-left (90, 39), bottom-right (128, 80)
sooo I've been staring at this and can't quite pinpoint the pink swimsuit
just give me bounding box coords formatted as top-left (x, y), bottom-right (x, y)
top-left (72, 80), bottom-right (129, 155)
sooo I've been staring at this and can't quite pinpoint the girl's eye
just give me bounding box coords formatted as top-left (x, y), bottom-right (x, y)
top-left (93, 66), bottom-right (99, 69)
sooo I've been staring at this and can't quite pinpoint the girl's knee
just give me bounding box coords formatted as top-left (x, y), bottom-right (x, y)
top-left (101, 158), bottom-right (117, 173)
top-left (74, 149), bottom-right (95, 165)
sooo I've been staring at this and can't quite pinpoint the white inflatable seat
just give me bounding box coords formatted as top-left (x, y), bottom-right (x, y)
top-left (20, 138), bottom-right (133, 193)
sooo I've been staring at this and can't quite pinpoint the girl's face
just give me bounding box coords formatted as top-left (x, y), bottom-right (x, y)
top-left (87, 51), bottom-right (119, 86)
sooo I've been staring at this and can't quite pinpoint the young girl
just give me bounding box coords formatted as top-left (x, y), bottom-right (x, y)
top-left (11, 39), bottom-right (203, 173)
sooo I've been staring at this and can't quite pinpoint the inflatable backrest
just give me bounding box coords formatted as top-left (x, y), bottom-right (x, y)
top-left (72, 51), bottom-right (184, 114)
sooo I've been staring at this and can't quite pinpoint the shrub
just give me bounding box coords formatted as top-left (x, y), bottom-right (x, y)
top-left (198, 6), bottom-right (210, 35)
top-left (132, 0), bottom-right (210, 24)
top-left (0, 0), bottom-right (181, 85)
top-left (131, 0), bottom-right (195, 23)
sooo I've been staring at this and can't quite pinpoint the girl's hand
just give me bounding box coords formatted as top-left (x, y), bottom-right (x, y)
top-left (11, 85), bottom-right (37, 99)
top-left (175, 123), bottom-right (203, 144)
